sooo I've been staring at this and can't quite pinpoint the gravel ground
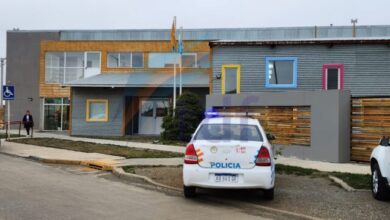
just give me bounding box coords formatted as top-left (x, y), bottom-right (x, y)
top-left (133, 166), bottom-right (390, 220)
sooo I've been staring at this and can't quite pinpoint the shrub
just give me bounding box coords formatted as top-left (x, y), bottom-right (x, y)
top-left (161, 92), bottom-right (203, 142)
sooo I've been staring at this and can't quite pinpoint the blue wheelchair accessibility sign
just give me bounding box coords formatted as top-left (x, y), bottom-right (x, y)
top-left (3, 86), bottom-right (15, 100)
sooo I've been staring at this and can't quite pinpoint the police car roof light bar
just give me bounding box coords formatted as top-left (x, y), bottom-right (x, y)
top-left (205, 111), bottom-right (260, 118)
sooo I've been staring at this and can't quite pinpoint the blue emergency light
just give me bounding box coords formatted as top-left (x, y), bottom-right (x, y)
top-left (204, 111), bottom-right (260, 118)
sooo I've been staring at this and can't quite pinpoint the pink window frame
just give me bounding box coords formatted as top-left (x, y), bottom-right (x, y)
top-left (322, 64), bottom-right (344, 90)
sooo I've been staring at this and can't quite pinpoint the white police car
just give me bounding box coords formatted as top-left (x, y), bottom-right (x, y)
top-left (371, 137), bottom-right (390, 200)
top-left (183, 112), bottom-right (275, 199)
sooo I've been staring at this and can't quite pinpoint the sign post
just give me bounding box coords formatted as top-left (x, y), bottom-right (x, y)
top-left (3, 85), bottom-right (15, 140)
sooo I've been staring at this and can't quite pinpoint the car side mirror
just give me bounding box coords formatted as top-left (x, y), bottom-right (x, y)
top-left (379, 136), bottom-right (389, 146)
top-left (267, 133), bottom-right (276, 141)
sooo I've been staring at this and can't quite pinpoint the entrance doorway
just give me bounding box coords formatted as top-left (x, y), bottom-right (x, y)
top-left (43, 98), bottom-right (70, 131)
top-left (138, 98), bottom-right (169, 135)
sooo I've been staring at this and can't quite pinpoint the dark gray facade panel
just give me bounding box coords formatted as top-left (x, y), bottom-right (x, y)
top-left (60, 25), bottom-right (390, 41)
top-left (6, 31), bottom-right (60, 128)
top-left (212, 44), bottom-right (390, 97)
top-left (206, 90), bottom-right (351, 163)
top-left (71, 87), bottom-right (124, 136)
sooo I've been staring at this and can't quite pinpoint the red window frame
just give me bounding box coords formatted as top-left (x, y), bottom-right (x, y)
top-left (322, 64), bottom-right (344, 90)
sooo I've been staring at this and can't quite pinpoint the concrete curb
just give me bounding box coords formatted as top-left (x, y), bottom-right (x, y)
top-left (328, 175), bottom-right (356, 192)
top-left (111, 167), bottom-right (181, 192)
top-left (28, 156), bottom-right (82, 165)
top-left (27, 155), bottom-right (118, 171)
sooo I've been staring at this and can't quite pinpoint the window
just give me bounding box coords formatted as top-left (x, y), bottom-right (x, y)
top-left (148, 53), bottom-right (179, 68)
top-left (148, 52), bottom-right (209, 68)
top-left (182, 53), bottom-right (197, 68)
top-left (194, 124), bottom-right (263, 142)
top-left (45, 52), bottom-right (98, 84)
top-left (265, 57), bottom-right (298, 88)
top-left (86, 99), bottom-right (108, 122)
top-left (107, 52), bottom-right (144, 68)
top-left (86, 52), bottom-right (100, 68)
top-left (107, 53), bottom-right (120, 67)
top-left (221, 65), bottom-right (240, 94)
top-left (45, 52), bottom-right (64, 83)
top-left (132, 52), bottom-right (144, 68)
top-left (323, 64), bottom-right (344, 90)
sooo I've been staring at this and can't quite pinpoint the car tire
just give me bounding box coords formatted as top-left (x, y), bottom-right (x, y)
top-left (372, 163), bottom-right (390, 201)
top-left (263, 188), bottom-right (274, 200)
top-left (183, 186), bottom-right (196, 198)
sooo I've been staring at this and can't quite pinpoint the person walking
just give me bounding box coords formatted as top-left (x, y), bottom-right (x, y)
top-left (22, 110), bottom-right (34, 136)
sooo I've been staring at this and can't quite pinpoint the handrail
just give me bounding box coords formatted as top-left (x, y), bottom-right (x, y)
top-left (0, 121), bottom-right (33, 140)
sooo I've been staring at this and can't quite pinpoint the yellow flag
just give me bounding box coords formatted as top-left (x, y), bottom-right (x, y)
top-left (170, 17), bottom-right (178, 52)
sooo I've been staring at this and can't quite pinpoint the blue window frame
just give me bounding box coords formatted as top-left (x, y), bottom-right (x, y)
top-left (265, 57), bottom-right (298, 88)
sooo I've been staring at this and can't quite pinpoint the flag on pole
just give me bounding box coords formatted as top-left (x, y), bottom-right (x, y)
top-left (178, 27), bottom-right (184, 55)
top-left (170, 17), bottom-right (178, 52)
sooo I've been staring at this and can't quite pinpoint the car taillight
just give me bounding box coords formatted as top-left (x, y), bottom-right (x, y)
top-left (184, 144), bottom-right (198, 164)
top-left (256, 146), bottom-right (271, 166)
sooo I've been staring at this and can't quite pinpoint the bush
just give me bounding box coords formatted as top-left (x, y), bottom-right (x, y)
top-left (161, 92), bottom-right (203, 142)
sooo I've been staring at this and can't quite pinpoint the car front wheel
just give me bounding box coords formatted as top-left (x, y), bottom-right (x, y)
top-left (372, 163), bottom-right (389, 201)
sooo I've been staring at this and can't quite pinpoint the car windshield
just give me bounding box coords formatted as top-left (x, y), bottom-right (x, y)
top-left (194, 124), bottom-right (263, 142)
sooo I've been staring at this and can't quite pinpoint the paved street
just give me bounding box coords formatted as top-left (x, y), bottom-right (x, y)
top-left (0, 154), bottom-right (286, 220)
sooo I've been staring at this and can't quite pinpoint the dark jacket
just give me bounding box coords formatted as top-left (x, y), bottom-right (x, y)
top-left (22, 114), bottom-right (34, 128)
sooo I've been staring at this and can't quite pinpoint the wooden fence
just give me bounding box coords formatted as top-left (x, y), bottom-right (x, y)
top-left (351, 97), bottom-right (390, 162)
top-left (215, 106), bottom-right (311, 146)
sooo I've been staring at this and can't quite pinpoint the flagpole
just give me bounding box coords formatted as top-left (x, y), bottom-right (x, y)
top-left (172, 16), bottom-right (177, 116)
top-left (173, 62), bottom-right (176, 114)
top-left (179, 26), bottom-right (183, 95)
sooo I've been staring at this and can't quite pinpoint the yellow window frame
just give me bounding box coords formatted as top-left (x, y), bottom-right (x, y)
top-left (221, 64), bottom-right (241, 94)
top-left (86, 99), bottom-right (109, 122)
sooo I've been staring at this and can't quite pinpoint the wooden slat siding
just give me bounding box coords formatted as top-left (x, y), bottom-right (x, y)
top-left (39, 40), bottom-right (211, 98)
top-left (215, 106), bottom-right (311, 146)
top-left (351, 97), bottom-right (390, 162)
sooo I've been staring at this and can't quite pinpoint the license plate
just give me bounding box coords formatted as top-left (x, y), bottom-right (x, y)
top-left (214, 174), bottom-right (238, 183)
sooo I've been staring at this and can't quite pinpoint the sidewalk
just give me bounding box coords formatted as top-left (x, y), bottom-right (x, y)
top-left (0, 131), bottom-right (370, 174)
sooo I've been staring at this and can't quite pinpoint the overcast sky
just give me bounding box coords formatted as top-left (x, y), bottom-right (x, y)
top-left (1, 0), bottom-right (390, 58)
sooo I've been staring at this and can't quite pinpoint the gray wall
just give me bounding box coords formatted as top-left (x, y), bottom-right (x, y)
top-left (71, 87), bottom-right (124, 136)
top-left (6, 31), bottom-right (60, 128)
top-left (212, 44), bottom-right (390, 97)
top-left (206, 90), bottom-right (351, 163)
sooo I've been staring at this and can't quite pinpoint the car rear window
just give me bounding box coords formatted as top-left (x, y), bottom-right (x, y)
top-left (194, 124), bottom-right (263, 142)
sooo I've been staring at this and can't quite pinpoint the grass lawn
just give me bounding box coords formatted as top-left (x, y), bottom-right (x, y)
top-left (11, 138), bottom-right (183, 159)
top-left (276, 164), bottom-right (371, 189)
top-left (72, 135), bottom-right (187, 147)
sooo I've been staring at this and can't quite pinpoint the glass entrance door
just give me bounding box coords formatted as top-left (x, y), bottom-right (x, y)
top-left (43, 98), bottom-right (70, 131)
top-left (138, 98), bottom-right (169, 135)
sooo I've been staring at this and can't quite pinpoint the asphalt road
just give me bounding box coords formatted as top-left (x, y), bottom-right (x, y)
top-left (0, 154), bottom-right (281, 220)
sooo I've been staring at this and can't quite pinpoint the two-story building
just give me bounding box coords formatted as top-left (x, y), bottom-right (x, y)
top-left (6, 26), bottom-right (390, 162)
